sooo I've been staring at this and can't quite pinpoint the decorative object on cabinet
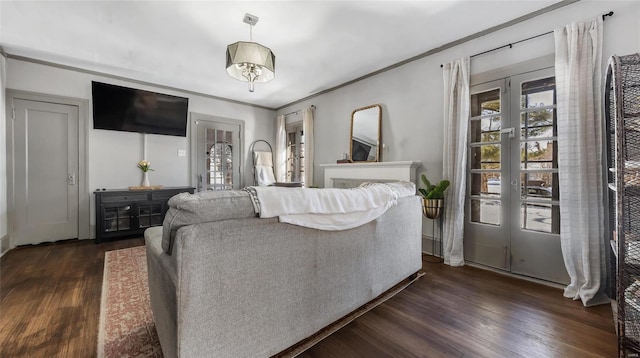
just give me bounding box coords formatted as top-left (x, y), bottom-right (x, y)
top-left (94, 187), bottom-right (194, 243)
top-left (350, 104), bottom-right (382, 162)
top-left (605, 53), bottom-right (640, 358)
top-left (137, 160), bottom-right (154, 187)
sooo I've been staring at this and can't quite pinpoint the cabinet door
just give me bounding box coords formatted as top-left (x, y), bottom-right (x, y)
top-left (101, 204), bottom-right (133, 233)
top-left (136, 201), bottom-right (164, 229)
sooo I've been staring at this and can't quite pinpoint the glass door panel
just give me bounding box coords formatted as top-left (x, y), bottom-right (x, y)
top-left (207, 129), bottom-right (234, 190)
top-left (286, 124), bottom-right (305, 184)
top-left (103, 204), bottom-right (132, 232)
top-left (138, 202), bottom-right (162, 229)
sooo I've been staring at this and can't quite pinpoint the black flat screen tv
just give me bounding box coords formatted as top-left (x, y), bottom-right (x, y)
top-left (92, 81), bottom-right (189, 137)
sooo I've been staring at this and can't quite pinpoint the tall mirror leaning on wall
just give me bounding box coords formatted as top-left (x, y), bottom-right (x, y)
top-left (350, 104), bottom-right (381, 162)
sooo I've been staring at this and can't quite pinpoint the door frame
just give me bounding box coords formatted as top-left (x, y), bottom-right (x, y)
top-left (6, 90), bottom-right (90, 248)
top-left (189, 112), bottom-right (245, 190)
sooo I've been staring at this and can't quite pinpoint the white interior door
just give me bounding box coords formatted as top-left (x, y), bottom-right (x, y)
top-left (13, 98), bottom-right (79, 245)
top-left (464, 68), bottom-right (569, 285)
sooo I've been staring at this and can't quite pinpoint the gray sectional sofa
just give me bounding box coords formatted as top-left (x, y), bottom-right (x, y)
top-left (145, 189), bottom-right (422, 357)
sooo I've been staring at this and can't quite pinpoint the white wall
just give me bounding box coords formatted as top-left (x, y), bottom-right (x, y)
top-left (276, 0), bottom-right (640, 244)
top-left (6, 59), bottom-right (275, 237)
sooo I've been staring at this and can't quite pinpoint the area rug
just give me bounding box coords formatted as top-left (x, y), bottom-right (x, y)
top-left (98, 245), bottom-right (162, 358)
top-left (97, 245), bottom-right (423, 358)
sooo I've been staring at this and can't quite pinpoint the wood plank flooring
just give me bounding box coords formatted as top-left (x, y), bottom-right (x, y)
top-left (0, 238), bottom-right (145, 358)
top-left (0, 238), bottom-right (616, 357)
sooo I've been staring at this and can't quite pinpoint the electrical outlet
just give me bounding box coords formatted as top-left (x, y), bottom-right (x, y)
top-left (177, 149), bottom-right (186, 157)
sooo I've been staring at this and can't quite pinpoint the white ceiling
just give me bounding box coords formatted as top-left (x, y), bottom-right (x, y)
top-left (1, 1), bottom-right (563, 109)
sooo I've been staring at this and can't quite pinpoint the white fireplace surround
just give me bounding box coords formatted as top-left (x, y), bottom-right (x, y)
top-left (321, 161), bottom-right (421, 188)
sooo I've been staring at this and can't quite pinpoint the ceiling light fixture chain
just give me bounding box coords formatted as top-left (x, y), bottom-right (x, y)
top-left (225, 13), bottom-right (275, 93)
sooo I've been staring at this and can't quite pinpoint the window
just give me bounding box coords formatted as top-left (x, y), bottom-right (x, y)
top-left (518, 76), bottom-right (559, 234)
top-left (286, 122), bottom-right (304, 184)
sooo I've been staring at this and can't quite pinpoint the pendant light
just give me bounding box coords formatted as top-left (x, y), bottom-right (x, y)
top-left (226, 13), bottom-right (275, 92)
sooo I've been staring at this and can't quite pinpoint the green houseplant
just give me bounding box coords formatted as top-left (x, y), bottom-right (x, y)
top-left (418, 174), bottom-right (450, 219)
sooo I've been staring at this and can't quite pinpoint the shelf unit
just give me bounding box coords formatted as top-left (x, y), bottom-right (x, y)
top-left (606, 53), bottom-right (640, 357)
top-left (94, 187), bottom-right (194, 243)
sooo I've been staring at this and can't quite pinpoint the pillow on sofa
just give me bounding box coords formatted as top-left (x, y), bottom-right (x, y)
top-left (161, 190), bottom-right (257, 254)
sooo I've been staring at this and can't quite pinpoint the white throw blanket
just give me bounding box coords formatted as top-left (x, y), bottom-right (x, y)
top-left (253, 151), bottom-right (276, 186)
top-left (255, 165), bottom-right (276, 186)
top-left (247, 181), bottom-right (415, 230)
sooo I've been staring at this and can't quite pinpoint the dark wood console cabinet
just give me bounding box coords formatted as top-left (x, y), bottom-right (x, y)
top-left (94, 187), bottom-right (194, 243)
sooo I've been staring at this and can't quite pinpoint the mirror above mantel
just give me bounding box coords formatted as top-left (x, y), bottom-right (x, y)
top-left (350, 104), bottom-right (381, 162)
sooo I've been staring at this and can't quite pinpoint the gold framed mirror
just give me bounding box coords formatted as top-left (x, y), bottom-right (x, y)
top-left (350, 104), bottom-right (382, 162)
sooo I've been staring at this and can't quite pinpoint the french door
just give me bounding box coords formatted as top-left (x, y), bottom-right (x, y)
top-left (193, 117), bottom-right (242, 191)
top-left (464, 67), bottom-right (569, 284)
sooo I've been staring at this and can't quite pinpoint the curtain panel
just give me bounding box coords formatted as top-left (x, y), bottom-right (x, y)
top-left (0, 53), bottom-right (6, 240)
top-left (274, 114), bottom-right (287, 182)
top-left (554, 18), bottom-right (608, 306)
top-left (302, 107), bottom-right (314, 187)
top-left (442, 57), bottom-right (470, 267)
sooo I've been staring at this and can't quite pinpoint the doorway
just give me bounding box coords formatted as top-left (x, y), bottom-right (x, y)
top-left (191, 113), bottom-right (243, 191)
top-left (7, 91), bottom-right (89, 246)
top-left (464, 67), bottom-right (569, 285)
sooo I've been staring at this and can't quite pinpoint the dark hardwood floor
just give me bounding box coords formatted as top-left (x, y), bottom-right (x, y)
top-left (0, 238), bottom-right (616, 357)
top-left (0, 238), bottom-right (145, 358)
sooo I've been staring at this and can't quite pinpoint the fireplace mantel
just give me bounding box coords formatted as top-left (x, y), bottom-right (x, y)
top-left (321, 161), bottom-right (421, 188)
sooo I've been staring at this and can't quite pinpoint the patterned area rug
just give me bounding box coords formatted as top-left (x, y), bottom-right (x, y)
top-left (98, 245), bottom-right (162, 358)
top-left (97, 245), bottom-right (423, 357)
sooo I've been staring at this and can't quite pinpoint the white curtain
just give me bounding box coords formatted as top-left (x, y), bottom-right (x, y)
top-left (554, 18), bottom-right (608, 306)
top-left (0, 53), bottom-right (6, 240)
top-left (302, 107), bottom-right (314, 187)
top-left (274, 114), bottom-right (286, 182)
top-left (442, 58), bottom-right (470, 267)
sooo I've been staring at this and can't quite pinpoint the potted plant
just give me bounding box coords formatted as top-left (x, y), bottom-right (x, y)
top-left (418, 174), bottom-right (450, 219)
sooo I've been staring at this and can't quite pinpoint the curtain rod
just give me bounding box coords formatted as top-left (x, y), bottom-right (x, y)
top-left (283, 104), bottom-right (316, 117)
top-left (440, 11), bottom-right (614, 68)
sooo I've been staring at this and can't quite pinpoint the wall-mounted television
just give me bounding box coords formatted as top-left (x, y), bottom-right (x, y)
top-left (92, 81), bottom-right (189, 137)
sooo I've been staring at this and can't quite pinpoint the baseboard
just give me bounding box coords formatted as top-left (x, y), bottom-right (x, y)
top-left (465, 261), bottom-right (565, 289)
top-left (421, 234), bottom-right (442, 257)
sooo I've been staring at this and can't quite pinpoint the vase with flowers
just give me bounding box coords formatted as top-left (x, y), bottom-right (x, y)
top-left (137, 160), bottom-right (154, 187)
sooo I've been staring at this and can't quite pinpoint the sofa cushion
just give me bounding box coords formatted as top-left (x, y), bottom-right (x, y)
top-left (162, 190), bottom-right (257, 254)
